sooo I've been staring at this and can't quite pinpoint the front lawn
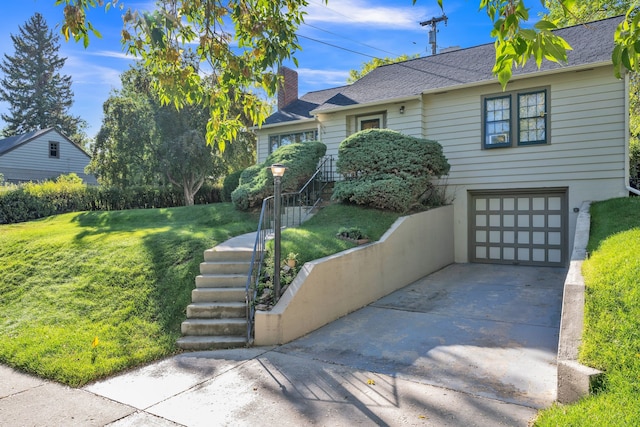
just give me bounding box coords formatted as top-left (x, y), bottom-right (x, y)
top-left (0, 203), bottom-right (258, 386)
top-left (0, 202), bottom-right (401, 387)
top-left (535, 197), bottom-right (640, 426)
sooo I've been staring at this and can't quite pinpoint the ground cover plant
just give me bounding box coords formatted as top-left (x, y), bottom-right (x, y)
top-left (535, 197), bottom-right (640, 426)
top-left (0, 203), bottom-right (257, 387)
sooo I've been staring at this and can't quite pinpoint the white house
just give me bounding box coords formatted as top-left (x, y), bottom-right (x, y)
top-left (255, 16), bottom-right (632, 267)
top-left (0, 128), bottom-right (97, 185)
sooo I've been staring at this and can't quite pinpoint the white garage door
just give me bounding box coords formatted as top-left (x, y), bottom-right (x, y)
top-left (469, 189), bottom-right (568, 267)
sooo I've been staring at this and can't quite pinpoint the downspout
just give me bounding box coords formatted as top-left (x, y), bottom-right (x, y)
top-left (624, 71), bottom-right (640, 196)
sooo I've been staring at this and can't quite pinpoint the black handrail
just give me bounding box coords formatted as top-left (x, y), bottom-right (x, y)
top-left (245, 155), bottom-right (334, 343)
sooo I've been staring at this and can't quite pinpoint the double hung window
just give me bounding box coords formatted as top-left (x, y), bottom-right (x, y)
top-left (483, 88), bottom-right (548, 149)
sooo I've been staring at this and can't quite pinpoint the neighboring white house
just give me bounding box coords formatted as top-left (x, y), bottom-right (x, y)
top-left (255, 16), bottom-right (631, 267)
top-left (0, 128), bottom-right (97, 185)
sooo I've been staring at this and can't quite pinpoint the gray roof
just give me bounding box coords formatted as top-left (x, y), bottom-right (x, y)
top-left (267, 15), bottom-right (622, 123)
top-left (264, 85), bottom-right (347, 125)
top-left (0, 128), bottom-right (55, 156)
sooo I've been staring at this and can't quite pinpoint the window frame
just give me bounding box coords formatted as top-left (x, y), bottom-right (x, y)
top-left (49, 141), bottom-right (59, 158)
top-left (268, 129), bottom-right (318, 154)
top-left (481, 87), bottom-right (549, 149)
top-left (357, 112), bottom-right (385, 131)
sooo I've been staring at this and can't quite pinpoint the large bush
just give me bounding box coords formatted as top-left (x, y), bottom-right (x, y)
top-left (232, 141), bottom-right (327, 210)
top-left (333, 129), bottom-right (449, 212)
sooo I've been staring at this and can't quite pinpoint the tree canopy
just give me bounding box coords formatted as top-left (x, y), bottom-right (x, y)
top-left (0, 12), bottom-right (87, 142)
top-left (54, 0), bottom-right (640, 142)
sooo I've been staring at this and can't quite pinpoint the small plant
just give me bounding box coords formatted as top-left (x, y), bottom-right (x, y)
top-left (286, 252), bottom-right (299, 267)
top-left (91, 336), bottom-right (100, 364)
top-left (337, 226), bottom-right (369, 241)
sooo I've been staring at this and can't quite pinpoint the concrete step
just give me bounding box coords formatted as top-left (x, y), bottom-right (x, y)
top-left (200, 261), bottom-right (251, 275)
top-left (186, 301), bottom-right (246, 319)
top-left (176, 335), bottom-right (246, 351)
top-left (192, 287), bottom-right (245, 303)
top-left (204, 248), bottom-right (253, 262)
top-left (195, 274), bottom-right (246, 288)
top-left (181, 318), bottom-right (246, 336)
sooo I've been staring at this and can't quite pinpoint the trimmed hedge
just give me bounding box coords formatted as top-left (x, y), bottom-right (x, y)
top-left (333, 129), bottom-right (450, 212)
top-left (232, 141), bottom-right (327, 210)
top-left (0, 174), bottom-right (222, 225)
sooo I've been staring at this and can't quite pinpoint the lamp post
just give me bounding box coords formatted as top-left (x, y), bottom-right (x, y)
top-left (270, 163), bottom-right (286, 299)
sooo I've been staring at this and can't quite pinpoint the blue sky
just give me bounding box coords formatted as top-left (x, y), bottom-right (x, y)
top-left (0, 1), bottom-right (548, 139)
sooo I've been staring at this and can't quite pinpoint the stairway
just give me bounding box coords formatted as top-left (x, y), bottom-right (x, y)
top-left (176, 247), bottom-right (252, 351)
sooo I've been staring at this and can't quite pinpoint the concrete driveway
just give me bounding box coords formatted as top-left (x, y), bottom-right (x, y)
top-left (1, 263), bottom-right (566, 426)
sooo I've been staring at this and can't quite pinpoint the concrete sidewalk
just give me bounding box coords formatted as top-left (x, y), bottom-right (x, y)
top-left (0, 263), bottom-right (565, 426)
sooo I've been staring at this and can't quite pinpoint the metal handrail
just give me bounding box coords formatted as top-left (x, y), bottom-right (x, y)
top-left (245, 155), bottom-right (334, 343)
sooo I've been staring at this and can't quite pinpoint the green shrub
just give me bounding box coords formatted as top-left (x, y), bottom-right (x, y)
top-left (222, 170), bottom-right (243, 202)
top-left (0, 175), bottom-right (222, 224)
top-left (333, 129), bottom-right (450, 212)
top-left (232, 141), bottom-right (327, 210)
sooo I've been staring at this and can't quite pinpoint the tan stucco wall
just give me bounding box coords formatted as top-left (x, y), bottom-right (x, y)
top-left (254, 205), bottom-right (454, 345)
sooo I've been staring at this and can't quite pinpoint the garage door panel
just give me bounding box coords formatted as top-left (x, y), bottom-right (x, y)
top-left (470, 189), bottom-right (567, 267)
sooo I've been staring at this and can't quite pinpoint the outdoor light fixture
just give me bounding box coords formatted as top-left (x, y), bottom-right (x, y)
top-left (399, 105), bottom-right (405, 114)
top-left (270, 163), bottom-right (286, 299)
top-left (270, 163), bottom-right (286, 177)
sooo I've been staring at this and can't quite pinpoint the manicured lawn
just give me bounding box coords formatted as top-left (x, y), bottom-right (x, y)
top-left (280, 203), bottom-right (401, 266)
top-left (534, 197), bottom-right (640, 426)
top-left (0, 201), bottom-right (401, 387)
top-left (0, 204), bottom-right (258, 386)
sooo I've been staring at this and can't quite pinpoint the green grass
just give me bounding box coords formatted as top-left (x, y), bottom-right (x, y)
top-left (0, 204), bottom-right (258, 386)
top-left (0, 201), bottom-right (402, 386)
top-left (535, 197), bottom-right (640, 426)
top-left (279, 204), bottom-right (401, 265)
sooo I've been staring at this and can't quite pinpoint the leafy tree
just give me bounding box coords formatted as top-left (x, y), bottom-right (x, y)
top-left (348, 54), bottom-right (420, 84)
top-left (88, 65), bottom-right (162, 187)
top-left (90, 61), bottom-right (255, 204)
top-left (0, 12), bottom-right (87, 143)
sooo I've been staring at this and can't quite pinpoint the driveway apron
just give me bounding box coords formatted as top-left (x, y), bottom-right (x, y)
top-left (279, 263), bottom-right (566, 409)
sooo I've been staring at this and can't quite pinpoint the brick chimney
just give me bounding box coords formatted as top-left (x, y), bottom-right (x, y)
top-left (277, 66), bottom-right (298, 110)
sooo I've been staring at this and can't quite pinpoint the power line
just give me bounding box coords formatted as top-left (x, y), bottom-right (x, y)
top-left (296, 34), bottom-right (380, 60)
top-left (301, 22), bottom-right (404, 58)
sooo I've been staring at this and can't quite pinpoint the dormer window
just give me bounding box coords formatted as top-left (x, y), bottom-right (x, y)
top-left (49, 141), bottom-right (59, 158)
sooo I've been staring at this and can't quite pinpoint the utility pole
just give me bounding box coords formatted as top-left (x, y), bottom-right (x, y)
top-left (420, 15), bottom-right (448, 55)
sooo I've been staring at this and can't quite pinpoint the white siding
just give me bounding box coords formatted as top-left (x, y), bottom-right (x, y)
top-left (424, 67), bottom-right (627, 262)
top-left (0, 131), bottom-right (96, 184)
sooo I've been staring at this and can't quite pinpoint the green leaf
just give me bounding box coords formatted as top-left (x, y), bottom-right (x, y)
top-left (534, 20), bottom-right (558, 31)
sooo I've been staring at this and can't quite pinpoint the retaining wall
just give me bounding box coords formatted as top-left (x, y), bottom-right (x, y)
top-left (254, 205), bottom-right (454, 345)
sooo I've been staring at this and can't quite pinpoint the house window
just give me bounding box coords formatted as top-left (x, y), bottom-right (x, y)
top-left (482, 88), bottom-right (548, 149)
top-left (49, 142), bottom-right (59, 158)
top-left (357, 113), bottom-right (385, 131)
top-left (269, 129), bottom-right (317, 153)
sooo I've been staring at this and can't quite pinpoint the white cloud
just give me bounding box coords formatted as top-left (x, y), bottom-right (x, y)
top-left (64, 53), bottom-right (123, 88)
top-left (304, 0), bottom-right (434, 31)
top-left (83, 50), bottom-right (136, 61)
top-left (297, 67), bottom-right (349, 86)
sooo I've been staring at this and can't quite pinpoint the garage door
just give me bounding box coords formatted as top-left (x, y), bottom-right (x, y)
top-left (469, 189), bottom-right (568, 267)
